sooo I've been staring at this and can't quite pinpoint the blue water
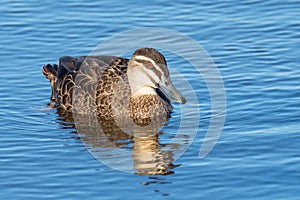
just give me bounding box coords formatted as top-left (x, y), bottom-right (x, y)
top-left (1, 0), bottom-right (300, 199)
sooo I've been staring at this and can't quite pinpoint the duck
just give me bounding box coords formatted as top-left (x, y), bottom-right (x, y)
top-left (42, 47), bottom-right (186, 124)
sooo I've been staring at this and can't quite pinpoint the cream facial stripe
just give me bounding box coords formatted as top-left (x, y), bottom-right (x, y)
top-left (134, 55), bottom-right (156, 65)
top-left (134, 55), bottom-right (163, 79)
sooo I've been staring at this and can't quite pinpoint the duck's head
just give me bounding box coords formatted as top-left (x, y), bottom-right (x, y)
top-left (127, 48), bottom-right (186, 104)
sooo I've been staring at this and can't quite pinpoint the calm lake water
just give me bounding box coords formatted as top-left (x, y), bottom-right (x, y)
top-left (1, 0), bottom-right (300, 199)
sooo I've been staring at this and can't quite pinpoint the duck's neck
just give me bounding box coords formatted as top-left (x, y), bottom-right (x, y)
top-left (131, 86), bottom-right (157, 98)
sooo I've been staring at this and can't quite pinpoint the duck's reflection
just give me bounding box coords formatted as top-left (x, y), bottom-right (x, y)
top-left (132, 134), bottom-right (175, 175)
top-left (57, 110), bottom-right (179, 175)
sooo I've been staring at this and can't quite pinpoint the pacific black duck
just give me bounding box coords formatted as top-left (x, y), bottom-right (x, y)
top-left (42, 48), bottom-right (186, 124)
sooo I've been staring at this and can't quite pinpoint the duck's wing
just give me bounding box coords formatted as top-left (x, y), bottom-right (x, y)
top-left (43, 55), bottom-right (129, 114)
top-left (67, 56), bottom-right (128, 115)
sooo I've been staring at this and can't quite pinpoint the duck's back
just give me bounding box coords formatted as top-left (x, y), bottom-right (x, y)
top-left (43, 56), bottom-right (130, 116)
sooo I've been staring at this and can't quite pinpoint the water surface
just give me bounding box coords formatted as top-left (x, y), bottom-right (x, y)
top-left (1, 0), bottom-right (300, 199)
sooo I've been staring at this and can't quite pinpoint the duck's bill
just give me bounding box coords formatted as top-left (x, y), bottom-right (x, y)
top-left (158, 81), bottom-right (187, 104)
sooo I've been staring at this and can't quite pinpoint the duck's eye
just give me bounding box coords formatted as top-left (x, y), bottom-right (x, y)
top-left (144, 61), bottom-right (154, 69)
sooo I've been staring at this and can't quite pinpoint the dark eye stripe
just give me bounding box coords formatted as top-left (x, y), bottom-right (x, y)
top-left (146, 64), bottom-right (162, 79)
top-left (152, 66), bottom-right (162, 79)
top-left (135, 59), bottom-right (151, 65)
top-left (141, 67), bottom-right (157, 86)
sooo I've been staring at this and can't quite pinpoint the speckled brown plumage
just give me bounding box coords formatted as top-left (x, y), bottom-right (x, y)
top-left (129, 94), bottom-right (171, 126)
top-left (94, 57), bottom-right (131, 120)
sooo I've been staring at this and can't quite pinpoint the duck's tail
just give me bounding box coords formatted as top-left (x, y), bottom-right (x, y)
top-left (42, 64), bottom-right (58, 102)
top-left (42, 64), bottom-right (58, 80)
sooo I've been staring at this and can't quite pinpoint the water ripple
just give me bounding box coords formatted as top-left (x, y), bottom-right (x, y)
top-left (1, 0), bottom-right (300, 199)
